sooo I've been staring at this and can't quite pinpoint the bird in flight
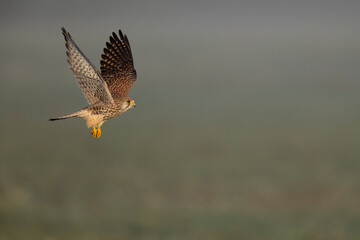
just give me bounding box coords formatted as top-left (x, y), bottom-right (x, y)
top-left (50, 27), bottom-right (137, 138)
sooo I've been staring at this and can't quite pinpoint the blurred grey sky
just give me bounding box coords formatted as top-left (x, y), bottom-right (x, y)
top-left (1, 0), bottom-right (359, 114)
top-left (1, 0), bottom-right (359, 86)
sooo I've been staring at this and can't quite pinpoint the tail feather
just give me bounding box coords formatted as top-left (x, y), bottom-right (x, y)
top-left (49, 110), bottom-right (84, 121)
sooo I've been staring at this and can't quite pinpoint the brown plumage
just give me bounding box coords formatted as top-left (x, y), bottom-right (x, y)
top-left (101, 30), bottom-right (137, 98)
top-left (49, 27), bottom-right (137, 138)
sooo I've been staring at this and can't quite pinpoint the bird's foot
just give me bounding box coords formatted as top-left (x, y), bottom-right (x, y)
top-left (91, 124), bottom-right (101, 138)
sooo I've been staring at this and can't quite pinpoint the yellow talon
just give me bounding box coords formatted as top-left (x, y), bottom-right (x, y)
top-left (96, 124), bottom-right (101, 138)
top-left (91, 126), bottom-right (97, 138)
top-left (90, 124), bottom-right (101, 138)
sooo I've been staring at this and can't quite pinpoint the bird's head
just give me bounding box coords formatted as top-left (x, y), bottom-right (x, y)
top-left (121, 97), bottom-right (136, 110)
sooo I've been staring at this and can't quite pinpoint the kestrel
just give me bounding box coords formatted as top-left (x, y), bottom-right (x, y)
top-left (50, 27), bottom-right (137, 138)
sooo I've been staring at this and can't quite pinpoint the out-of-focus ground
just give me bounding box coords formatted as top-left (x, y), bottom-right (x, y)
top-left (1, 1), bottom-right (360, 239)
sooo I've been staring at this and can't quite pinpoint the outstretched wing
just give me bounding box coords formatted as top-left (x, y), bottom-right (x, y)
top-left (100, 30), bottom-right (137, 98)
top-left (62, 27), bottom-right (114, 105)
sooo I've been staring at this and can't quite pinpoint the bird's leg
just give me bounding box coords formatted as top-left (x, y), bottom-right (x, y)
top-left (90, 124), bottom-right (102, 138)
top-left (91, 126), bottom-right (97, 138)
top-left (96, 123), bottom-right (101, 138)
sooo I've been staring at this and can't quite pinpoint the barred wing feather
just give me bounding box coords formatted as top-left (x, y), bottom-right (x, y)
top-left (62, 27), bottom-right (114, 105)
top-left (100, 30), bottom-right (137, 98)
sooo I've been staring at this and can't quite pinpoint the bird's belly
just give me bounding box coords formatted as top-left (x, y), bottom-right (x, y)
top-left (86, 114), bottom-right (105, 128)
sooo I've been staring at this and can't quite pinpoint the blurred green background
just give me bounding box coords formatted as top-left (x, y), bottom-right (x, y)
top-left (1, 0), bottom-right (360, 239)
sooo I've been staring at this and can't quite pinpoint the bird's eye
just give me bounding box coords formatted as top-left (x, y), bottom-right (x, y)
top-left (127, 100), bottom-right (131, 104)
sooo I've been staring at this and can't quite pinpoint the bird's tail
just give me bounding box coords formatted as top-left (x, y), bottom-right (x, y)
top-left (49, 110), bottom-right (86, 121)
